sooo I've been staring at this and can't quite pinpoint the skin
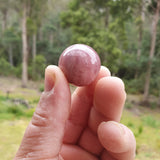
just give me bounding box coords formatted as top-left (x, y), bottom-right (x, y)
top-left (14, 65), bottom-right (136, 160)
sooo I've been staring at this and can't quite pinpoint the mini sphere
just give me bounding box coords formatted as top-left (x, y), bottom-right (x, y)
top-left (58, 44), bottom-right (101, 86)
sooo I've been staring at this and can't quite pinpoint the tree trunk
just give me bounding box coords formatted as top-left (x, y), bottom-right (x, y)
top-left (2, 9), bottom-right (7, 33)
top-left (22, 2), bottom-right (29, 88)
top-left (135, 0), bottom-right (145, 78)
top-left (158, 91), bottom-right (160, 107)
top-left (8, 44), bottom-right (13, 66)
top-left (49, 32), bottom-right (53, 48)
top-left (105, 7), bottom-right (109, 27)
top-left (158, 98), bottom-right (160, 107)
top-left (143, 0), bottom-right (160, 102)
top-left (32, 33), bottom-right (37, 59)
top-left (135, 26), bottom-right (143, 78)
top-left (38, 26), bottom-right (43, 41)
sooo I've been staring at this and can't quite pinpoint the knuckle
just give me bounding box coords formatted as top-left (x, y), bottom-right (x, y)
top-left (31, 110), bottom-right (49, 127)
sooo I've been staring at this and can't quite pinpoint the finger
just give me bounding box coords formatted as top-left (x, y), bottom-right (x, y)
top-left (78, 77), bottom-right (126, 155)
top-left (89, 77), bottom-right (126, 133)
top-left (61, 144), bottom-right (98, 160)
top-left (63, 66), bottom-right (110, 144)
top-left (14, 65), bottom-right (71, 160)
top-left (94, 77), bottom-right (126, 121)
top-left (98, 121), bottom-right (136, 160)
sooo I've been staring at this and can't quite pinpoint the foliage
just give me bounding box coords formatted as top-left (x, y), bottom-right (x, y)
top-left (39, 84), bottom-right (44, 92)
top-left (0, 0), bottom-right (159, 98)
top-left (61, 0), bottom-right (125, 73)
top-left (124, 78), bottom-right (144, 94)
top-left (0, 95), bottom-right (35, 118)
top-left (28, 55), bottom-right (46, 80)
top-left (0, 58), bottom-right (15, 76)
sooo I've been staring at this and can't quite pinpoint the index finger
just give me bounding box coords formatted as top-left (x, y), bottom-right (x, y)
top-left (63, 66), bottom-right (111, 144)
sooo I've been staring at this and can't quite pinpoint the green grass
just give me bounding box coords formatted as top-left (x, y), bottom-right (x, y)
top-left (0, 95), bottom-right (35, 119)
top-left (141, 115), bottom-right (160, 128)
top-left (0, 85), bottom-right (160, 160)
top-left (0, 119), bottom-right (30, 160)
top-left (121, 108), bottom-right (160, 159)
top-left (0, 94), bottom-right (34, 159)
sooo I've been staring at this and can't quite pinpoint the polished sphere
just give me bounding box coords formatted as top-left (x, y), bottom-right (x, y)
top-left (58, 44), bottom-right (101, 86)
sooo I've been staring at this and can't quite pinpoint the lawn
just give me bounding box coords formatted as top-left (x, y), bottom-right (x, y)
top-left (0, 76), bottom-right (160, 160)
top-left (0, 119), bottom-right (29, 160)
top-left (121, 109), bottom-right (160, 160)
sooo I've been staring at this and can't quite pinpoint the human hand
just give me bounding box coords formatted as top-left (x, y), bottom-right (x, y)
top-left (14, 65), bottom-right (136, 160)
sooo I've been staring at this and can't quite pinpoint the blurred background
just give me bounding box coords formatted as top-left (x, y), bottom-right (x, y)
top-left (0, 0), bottom-right (160, 159)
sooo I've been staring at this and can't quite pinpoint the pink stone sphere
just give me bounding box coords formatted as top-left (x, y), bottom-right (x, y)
top-left (58, 44), bottom-right (101, 86)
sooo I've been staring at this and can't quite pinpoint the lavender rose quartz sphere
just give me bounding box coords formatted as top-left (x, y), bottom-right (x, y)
top-left (58, 44), bottom-right (101, 86)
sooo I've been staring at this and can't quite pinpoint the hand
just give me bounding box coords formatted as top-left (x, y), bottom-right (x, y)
top-left (14, 65), bottom-right (136, 160)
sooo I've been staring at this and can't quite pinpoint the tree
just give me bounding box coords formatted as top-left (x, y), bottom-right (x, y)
top-left (0, 0), bottom-right (10, 33)
top-left (61, 0), bottom-right (140, 74)
top-left (28, 0), bottom-right (48, 60)
top-left (143, 0), bottom-right (160, 102)
top-left (2, 27), bottom-right (20, 66)
top-left (21, 0), bottom-right (28, 87)
top-left (134, 0), bottom-right (146, 78)
top-left (15, 0), bottom-right (47, 87)
top-left (61, 4), bottom-right (122, 73)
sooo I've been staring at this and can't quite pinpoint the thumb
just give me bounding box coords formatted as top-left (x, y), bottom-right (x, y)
top-left (14, 65), bottom-right (71, 160)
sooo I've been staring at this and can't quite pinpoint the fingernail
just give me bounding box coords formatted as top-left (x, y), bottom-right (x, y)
top-left (45, 66), bottom-right (56, 92)
top-left (110, 121), bottom-right (126, 135)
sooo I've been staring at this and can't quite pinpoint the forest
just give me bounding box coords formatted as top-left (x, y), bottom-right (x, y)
top-left (0, 0), bottom-right (160, 159)
top-left (0, 0), bottom-right (160, 104)
top-left (0, 0), bottom-right (160, 105)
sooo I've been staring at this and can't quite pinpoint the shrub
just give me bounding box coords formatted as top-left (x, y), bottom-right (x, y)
top-left (125, 101), bottom-right (133, 109)
top-left (28, 55), bottom-right (46, 80)
top-left (25, 108), bottom-right (35, 117)
top-left (127, 121), bottom-right (134, 128)
top-left (124, 78), bottom-right (144, 94)
top-left (14, 65), bottom-right (22, 78)
top-left (0, 95), bottom-right (31, 118)
top-left (39, 84), bottom-right (44, 92)
top-left (0, 58), bottom-right (15, 76)
top-left (7, 105), bottom-right (26, 117)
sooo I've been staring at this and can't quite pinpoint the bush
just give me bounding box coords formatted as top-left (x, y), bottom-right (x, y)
top-left (28, 55), bottom-right (46, 80)
top-left (14, 65), bottom-right (22, 78)
top-left (7, 105), bottom-right (25, 117)
top-left (0, 95), bottom-right (32, 118)
top-left (124, 78), bottom-right (144, 94)
top-left (125, 101), bottom-right (133, 109)
top-left (25, 108), bottom-right (35, 117)
top-left (39, 84), bottom-right (44, 92)
top-left (0, 58), bottom-right (15, 76)
top-left (135, 125), bottom-right (143, 138)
